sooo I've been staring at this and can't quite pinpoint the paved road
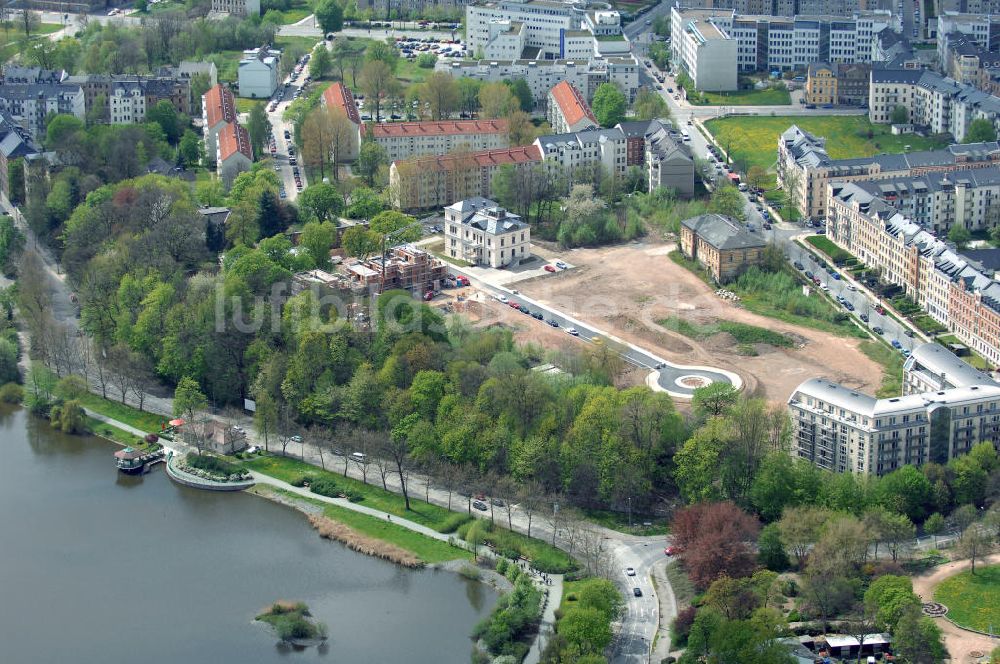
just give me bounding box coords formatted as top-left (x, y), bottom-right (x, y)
top-left (280, 18), bottom-right (456, 42)
top-left (448, 268), bottom-right (742, 398)
top-left (264, 46), bottom-right (323, 200)
top-left (608, 537), bottom-right (673, 664)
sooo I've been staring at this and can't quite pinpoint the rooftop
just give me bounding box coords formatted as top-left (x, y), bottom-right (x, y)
top-left (548, 80), bottom-right (598, 129)
top-left (204, 83), bottom-right (236, 128)
top-left (322, 81), bottom-right (361, 125)
top-left (371, 119), bottom-right (508, 138)
top-left (218, 121), bottom-right (251, 162)
top-left (681, 213), bottom-right (767, 251)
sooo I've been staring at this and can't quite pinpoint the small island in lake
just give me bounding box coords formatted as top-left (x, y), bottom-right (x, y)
top-left (256, 601), bottom-right (328, 646)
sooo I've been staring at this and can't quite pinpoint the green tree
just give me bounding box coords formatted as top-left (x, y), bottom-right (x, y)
top-left (692, 382), bottom-right (739, 419)
top-left (356, 140), bottom-right (388, 186)
top-left (709, 183), bottom-right (747, 221)
top-left (948, 224), bottom-right (972, 250)
top-left (891, 105), bottom-right (909, 125)
top-left (632, 88), bottom-right (670, 121)
top-left (560, 606), bottom-right (613, 657)
top-left (146, 100), bottom-right (181, 144)
top-left (0, 337), bottom-right (19, 385)
top-left (173, 376), bottom-right (208, 421)
top-left (311, 44), bottom-right (332, 79)
top-left (300, 220), bottom-right (337, 268)
top-left (591, 83), bottom-right (626, 127)
top-left (369, 210), bottom-right (420, 243)
top-left (341, 225), bottom-right (379, 259)
top-left (178, 129), bottom-right (204, 167)
top-left (45, 114), bottom-right (84, 148)
top-left (965, 118), bottom-right (997, 143)
top-left (757, 523), bottom-right (790, 571)
top-left (315, 0), bottom-right (344, 34)
top-left (893, 607), bottom-right (946, 664)
top-left (876, 464), bottom-right (933, 521)
top-left (50, 399), bottom-right (86, 434)
top-left (297, 183), bottom-right (343, 222)
top-left (247, 102), bottom-right (272, 160)
top-left (506, 78), bottom-right (532, 112)
top-left (865, 575), bottom-right (919, 632)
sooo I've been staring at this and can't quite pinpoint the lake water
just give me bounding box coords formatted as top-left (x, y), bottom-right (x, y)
top-left (0, 407), bottom-right (494, 663)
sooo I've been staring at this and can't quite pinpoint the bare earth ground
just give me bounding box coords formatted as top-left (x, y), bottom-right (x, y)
top-left (910, 553), bottom-right (1000, 664)
top-left (508, 240), bottom-right (883, 403)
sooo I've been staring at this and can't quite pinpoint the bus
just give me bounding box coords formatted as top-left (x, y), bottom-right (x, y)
top-left (680, 128), bottom-right (690, 142)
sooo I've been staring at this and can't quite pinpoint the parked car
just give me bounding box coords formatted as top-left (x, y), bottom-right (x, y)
top-left (664, 546), bottom-right (678, 556)
top-left (566, 327), bottom-right (579, 336)
top-left (544, 265), bottom-right (556, 272)
top-left (891, 339), bottom-right (902, 349)
top-left (904, 329), bottom-right (915, 337)
top-left (473, 500), bottom-right (488, 511)
top-left (532, 311), bottom-right (543, 320)
top-left (555, 261), bottom-right (568, 269)
top-left (547, 319), bottom-right (559, 327)
top-left (873, 326), bottom-right (884, 335)
top-left (860, 313), bottom-right (869, 322)
top-left (804, 270), bottom-right (814, 279)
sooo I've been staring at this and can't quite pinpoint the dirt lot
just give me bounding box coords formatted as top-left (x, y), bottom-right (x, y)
top-left (509, 240), bottom-right (884, 403)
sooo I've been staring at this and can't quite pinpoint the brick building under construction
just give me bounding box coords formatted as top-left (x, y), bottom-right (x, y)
top-left (346, 245), bottom-right (448, 293)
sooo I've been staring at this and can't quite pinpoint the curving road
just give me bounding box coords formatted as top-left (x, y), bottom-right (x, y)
top-left (447, 267), bottom-right (742, 398)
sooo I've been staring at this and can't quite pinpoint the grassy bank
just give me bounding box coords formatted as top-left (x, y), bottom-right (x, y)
top-left (0, 24), bottom-right (62, 63)
top-left (698, 87), bottom-right (791, 106)
top-left (859, 340), bottom-right (904, 398)
top-left (583, 508), bottom-right (669, 536)
top-left (243, 454), bottom-right (471, 533)
top-left (76, 391), bottom-right (165, 433)
top-left (806, 235), bottom-right (856, 265)
top-left (458, 518), bottom-right (576, 574)
top-left (657, 316), bottom-right (794, 347)
top-left (704, 116), bottom-right (951, 172)
top-left (934, 565), bottom-right (1000, 633)
top-left (84, 416), bottom-right (154, 450)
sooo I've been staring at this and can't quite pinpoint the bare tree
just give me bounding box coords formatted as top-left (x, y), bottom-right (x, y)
top-left (495, 475), bottom-right (518, 531)
top-left (353, 429), bottom-right (379, 484)
top-left (578, 524), bottom-right (614, 579)
top-left (542, 496), bottom-right (565, 547)
top-left (459, 464), bottom-right (479, 515)
top-left (517, 483), bottom-right (542, 539)
top-left (438, 462), bottom-right (462, 512)
top-left (845, 603), bottom-right (878, 664)
top-left (184, 417), bottom-right (213, 456)
top-left (106, 344), bottom-right (135, 405)
top-left (309, 426), bottom-right (329, 469)
top-left (386, 429), bottom-right (414, 511)
top-left (91, 343), bottom-right (110, 399)
top-left (957, 524), bottom-right (995, 574)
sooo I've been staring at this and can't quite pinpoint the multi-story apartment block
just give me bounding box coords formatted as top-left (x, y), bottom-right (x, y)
top-left (788, 363), bottom-right (1000, 475)
top-left (0, 110), bottom-right (39, 201)
top-left (321, 82), bottom-right (362, 161)
top-left (202, 83), bottom-right (237, 165)
top-left (670, 8), bottom-right (739, 91)
top-left (671, 6), bottom-right (892, 85)
top-left (936, 12), bottom-right (1000, 67)
top-left (65, 74), bottom-right (193, 121)
top-left (466, 0), bottom-right (625, 61)
top-left (805, 61), bottom-right (870, 105)
top-left (443, 197), bottom-right (531, 268)
top-left (680, 213), bottom-right (767, 282)
top-left (871, 28), bottom-right (921, 69)
top-left (388, 145), bottom-right (542, 210)
top-left (945, 34), bottom-right (1000, 89)
top-left (109, 81), bottom-right (146, 125)
top-left (938, 0), bottom-right (1000, 13)
top-left (435, 56), bottom-right (639, 106)
top-left (238, 46), bottom-right (280, 99)
top-left (211, 0), bottom-right (260, 15)
top-left (217, 121), bottom-right (252, 188)
top-left (646, 121), bottom-right (696, 197)
top-left (806, 62), bottom-right (838, 104)
top-left (370, 119), bottom-right (509, 162)
top-left (547, 81), bottom-right (598, 134)
top-left (679, 0), bottom-right (897, 17)
top-left (779, 122), bottom-right (1000, 220)
top-left (0, 83), bottom-right (85, 138)
top-left (903, 342), bottom-right (997, 394)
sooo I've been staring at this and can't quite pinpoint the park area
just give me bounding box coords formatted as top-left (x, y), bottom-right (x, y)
top-left (0, 23), bottom-right (62, 63)
top-left (933, 564), bottom-right (1000, 633)
top-left (704, 115), bottom-right (952, 172)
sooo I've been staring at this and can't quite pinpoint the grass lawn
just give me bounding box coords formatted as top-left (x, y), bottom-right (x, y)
top-left (699, 87), bottom-right (791, 106)
top-left (582, 509), bottom-right (669, 536)
top-left (936, 335), bottom-right (993, 370)
top-left (859, 340), bottom-right (904, 398)
top-left (910, 314), bottom-right (947, 336)
top-left (658, 315), bottom-right (717, 340)
top-left (271, 488), bottom-right (471, 564)
top-left (84, 416), bottom-right (155, 450)
top-left (0, 24), bottom-right (63, 63)
top-left (657, 316), bottom-right (794, 347)
top-left (424, 239), bottom-right (473, 267)
top-left (235, 97), bottom-right (265, 114)
top-left (270, 8), bottom-right (312, 24)
top-left (705, 115), bottom-right (951, 172)
top-left (275, 35), bottom-right (323, 56)
top-left (458, 518), bottom-right (576, 573)
top-left (396, 58), bottom-right (435, 85)
top-left (666, 561), bottom-right (696, 608)
top-left (76, 392), bottom-right (167, 433)
top-left (206, 50), bottom-right (244, 84)
top-left (933, 564), bottom-right (1000, 633)
top-left (243, 455), bottom-right (471, 533)
top-left (806, 235), bottom-right (856, 265)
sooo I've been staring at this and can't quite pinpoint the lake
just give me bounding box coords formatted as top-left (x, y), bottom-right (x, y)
top-left (0, 407), bottom-right (494, 663)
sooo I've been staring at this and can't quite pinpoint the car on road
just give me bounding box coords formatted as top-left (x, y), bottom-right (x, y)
top-left (546, 319), bottom-right (559, 327)
top-left (873, 326), bottom-right (884, 335)
top-left (566, 327), bottom-right (579, 336)
top-left (544, 264), bottom-right (556, 272)
top-left (664, 545), bottom-right (678, 556)
top-left (820, 283), bottom-right (830, 291)
top-left (473, 500), bottom-right (488, 511)
top-left (804, 270), bottom-right (814, 279)
top-left (845, 302), bottom-right (855, 311)
top-left (763, 223), bottom-right (772, 230)
top-left (555, 261), bottom-right (568, 269)
top-left (532, 311), bottom-right (543, 320)
top-left (905, 329), bottom-right (915, 337)
top-left (633, 587), bottom-right (643, 597)
top-left (860, 313), bottom-right (869, 322)
top-left (891, 339), bottom-right (902, 349)
top-left (625, 567), bottom-right (636, 576)
top-left (290, 435), bottom-right (302, 443)
top-left (520, 307), bottom-right (532, 315)
top-left (498, 295), bottom-right (508, 304)
top-left (509, 302), bottom-right (520, 310)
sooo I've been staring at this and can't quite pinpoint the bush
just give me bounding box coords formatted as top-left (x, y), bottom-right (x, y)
top-left (434, 511), bottom-right (472, 534)
top-left (496, 558), bottom-right (509, 575)
top-left (345, 490), bottom-right (365, 502)
top-left (309, 477), bottom-right (340, 497)
top-left (787, 609), bottom-right (801, 622)
top-left (185, 453), bottom-right (241, 476)
top-left (473, 575), bottom-right (543, 657)
top-left (672, 605), bottom-right (697, 647)
top-left (0, 382), bottom-right (23, 403)
top-left (290, 474), bottom-right (313, 487)
top-left (144, 433), bottom-right (159, 444)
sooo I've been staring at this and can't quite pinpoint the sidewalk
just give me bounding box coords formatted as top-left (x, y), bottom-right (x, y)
top-left (524, 573), bottom-right (564, 664)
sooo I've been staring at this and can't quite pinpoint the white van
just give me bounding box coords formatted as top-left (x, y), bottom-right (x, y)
top-left (680, 129), bottom-right (690, 142)
top-left (351, 452), bottom-right (368, 463)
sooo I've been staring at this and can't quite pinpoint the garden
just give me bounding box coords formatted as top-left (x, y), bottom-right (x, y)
top-left (705, 116), bottom-right (952, 172)
top-left (933, 564), bottom-right (1000, 633)
top-left (805, 235), bottom-right (856, 266)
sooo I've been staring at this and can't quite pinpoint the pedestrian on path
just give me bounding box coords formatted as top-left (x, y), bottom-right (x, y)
top-left (387, 514), bottom-right (391, 522)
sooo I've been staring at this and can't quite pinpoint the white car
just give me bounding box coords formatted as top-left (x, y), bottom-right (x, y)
top-left (567, 327), bottom-right (579, 336)
top-left (498, 295), bottom-right (508, 304)
top-left (625, 567), bottom-right (636, 576)
top-left (820, 283), bottom-right (830, 291)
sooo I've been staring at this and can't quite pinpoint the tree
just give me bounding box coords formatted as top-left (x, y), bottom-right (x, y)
top-left (956, 523), bottom-right (994, 574)
top-left (924, 512), bottom-right (946, 543)
top-left (865, 575), bottom-right (920, 632)
top-left (747, 165), bottom-right (767, 191)
top-left (315, 0), bottom-right (344, 34)
top-left (173, 376), bottom-right (207, 421)
top-left (671, 501), bottom-right (760, 588)
top-left (418, 72), bottom-right (460, 120)
top-left (882, 512), bottom-right (916, 562)
top-left (709, 183), bottom-right (747, 221)
top-left (560, 606), bottom-right (613, 657)
top-left (965, 118), bottom-right (997, 143)
top-left (342, 225), bottom-right (379, 259)
top-left (46, 114), bottom-right (84, 148)
top-left (506, 78), bottom-right (532, 112)
top-left (893, 607), bottom-right (947, 664)
top-left (632, 88), bottom-right (670, 121)
top-left (178, 129), bottom-right (204, 167)
top-left (778, 505), bottom-right (832, 568)
top-left (146, 100), bottom-right (181, 144)
top-left (479, 81), bottom-right (517, 119)
top-left (891, 104), bottom-right (909, 125)
top-left (356, 140), bottom-right (388, 186)
top-left (50, 399), bottom-right (86, 434)
top-left (247, 102), bottom-right (272, 160)
top-left (506, 110), bottom-right (536, 147)
top-left (692, 382), bottom-right (739, 419)
top-left (20, 9), bottom-right (39, 37)
top-left (365, 40), bottom-right (399, 71)
top-left (877, 465), bottom-right (933, 522)
top-left (948, 224), bottom-right (972, 250)
top-left (311, 44), bottom-right (332, 79)
top-left (297, 183), bottom-right (343, 222)
top-left (591, 83), bottom-right (626, 128)
top-left (359, 60), bottom-right (397, 123)
top-left (757, 523), bottom-right (790, 571)
top-left (301, 106), bottom-right (335, 180)
top-left (300, 220), bottom-right (337, 268)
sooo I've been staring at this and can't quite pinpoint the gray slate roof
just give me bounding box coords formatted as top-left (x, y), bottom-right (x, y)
top-left (681, 213), bottom-right (766, 251)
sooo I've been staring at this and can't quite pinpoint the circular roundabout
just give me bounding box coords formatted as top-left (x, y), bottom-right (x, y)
top-left (675, 375), bottom-right (713, 389)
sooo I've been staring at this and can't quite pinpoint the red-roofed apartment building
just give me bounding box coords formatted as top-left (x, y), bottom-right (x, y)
top-left (546, 81), bottom-right (598, 134)
top-left (217, 121), bottom-right (253, 188)
top-left (388, 145), bottom-right (542, 210)
top-left (370, 119), bottom-right (510, 162)
top-left (202, 83), bottom-right (237, 165)
top-left (321, 82), bottom-right (362, 161)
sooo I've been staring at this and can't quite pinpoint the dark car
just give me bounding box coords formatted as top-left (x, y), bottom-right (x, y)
top-left (546, 319), bottom-right (559, 327)
top-left (532, 311), bottom-right (543, 320)
top-left (793, 261), bottom-right (804, 270)
top-left (521, 307), bottom-right (532, 315)
top-left (804, 270), bottom-right (814, 279)
top-left (860, 313), bottom-right (869, 322)
top-left (473, 500), bottom-right (488, 511)
top-left (633, 587), bottom-right (643, 597)
top-left (873, 326), bottom-right (884, 335)
top-left (845, 302), bottom-right (855, 311)
top-left (905, 329), bottom-right (915, 337)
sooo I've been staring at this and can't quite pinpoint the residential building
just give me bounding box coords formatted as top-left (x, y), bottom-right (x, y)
top-left (2, 66), bottom-right (66, 85)
top-left (212, 0), bottom-right (260, 15)
top-left (806, 61), bottom-right (871, 105)
top-left (356, 0), bottom-right (469, 16)
top-left (202, 84), bottom-right (237, 165)
top-left (646, 121), bottom-right (695, 197)
top-left (903, 342), bottom-right (997, 394)
top-left (238, 46), bottom-right (280, 99)
top-left (871, 28), bottom-right (921, 69)
top-left (65, 74), bottom-right (193, 122)
top-left (389, 145), bottom-right (542, 210)
top-left (216, 121), bottom-right (252, 187)
top-left (435, 56), bottom-right (639, 106)
top-left (678, 0), bottom-right (898, 15)
top-left (546, 81), bottom-right (598, 134)
top-left (0, 111), bottom-right (39, 201)
top-left (670, 8), bottom-right (739, 91)
top-left (788, 370), bottom-right (1000, 475)
top-left (370, 119), bottom-right (509, 162)
top-left (109, 81), bottom-right (146, 125)
top-left (0, 82), bottom-right (85, 137)
top-left (806, 62), bottom-right (837, 105)
top-left (466, 0), bottom-right (624, 61)
top-left (945, 33), bottom-right (1000, 88)
top-left (443, 197), bottom-right (531, 267)
top-left (936, 12), bottom-right (1000, 66)
top-left (679, 213), bottom-right (767, 282)
top-left (345, 245), bottom-right (448, 292)
top-left (321, 82), bottom-right (362, 161)
top-left (777, 124), bottom-right (1000, 221)
top-left (535, 126), bottom-right (629, 177)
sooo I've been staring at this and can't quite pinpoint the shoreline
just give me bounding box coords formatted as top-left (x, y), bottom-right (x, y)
top-left (247, 484), bottom-right (514, 592)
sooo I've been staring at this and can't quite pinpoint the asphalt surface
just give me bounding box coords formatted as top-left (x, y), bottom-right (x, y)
top-left (264, 48), bottom-right (323, 200)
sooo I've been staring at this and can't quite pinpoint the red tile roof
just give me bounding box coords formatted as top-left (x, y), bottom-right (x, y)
top-left (371, 119), bottom-right (508, 138)
top-left (322, 82), bottom-right (361, 125)
top-left (218, 121), bottom-right (252, 162)
top-left (548, 81), bottom-right (598, 129)
top-left (204, 83), bottom-right (236, 129)
top-left (394, 145), bottom-right (541, 171)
